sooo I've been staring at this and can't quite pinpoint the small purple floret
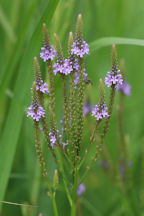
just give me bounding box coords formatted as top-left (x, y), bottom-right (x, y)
top-left (92, 103), bottom-right (109, 121)
top-left (83, 101), bottom-right (93, 116)
top-left (116, 81), bottom-right (131, 96)
top-left (74, 71), bottom-right (88, 85)
top-left (77, 183), bottom-right (86, 196)
top-left (71, 40), bottom-right (89, 58)
top-left (40, 46), bottom-right (56, 62)
top-left (49, 132), bottom-right (57, 148)
top-left (62, 142), bottom-right (68, 149)
top-left (36, 80), bottom-right (49, 94)
top-left (53, 59), bottom-right (73, 76)
top-left (105, 69), bottom-right (123, 88)
top-left (27, 104), bottom-right (45, 121)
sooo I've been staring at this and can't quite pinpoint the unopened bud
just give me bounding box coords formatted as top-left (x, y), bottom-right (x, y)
top-left (76, 14), bottom-right (83, 40)
top-left (53, 169), bottom-right (59, 191)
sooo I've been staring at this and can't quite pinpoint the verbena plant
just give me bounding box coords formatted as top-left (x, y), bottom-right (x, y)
top-left (27, 14), bottom-right (133, 216)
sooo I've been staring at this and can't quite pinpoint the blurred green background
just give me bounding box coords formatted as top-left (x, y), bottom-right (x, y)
top-left (0, 0), bottom-right (144, 215)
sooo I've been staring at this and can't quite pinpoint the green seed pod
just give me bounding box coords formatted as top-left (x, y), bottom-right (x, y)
top-left (34, 57), bottom-right (41, 83)
top-left (68, 32), bottom-right (74, 56)
top-left (32, 82), bottom-right (37, 104)
top-left (54, 33), bottom-right (63, 61)
top-left (99, 79), bottom-right (105, 104)
top-left (42, 23), bottom-right (50, 48)
top-left (111, 44), bottom-right (118, 74)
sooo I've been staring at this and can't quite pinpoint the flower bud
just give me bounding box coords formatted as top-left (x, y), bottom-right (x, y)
top-left (54, 33), bottom-right (63, 61)
top-left (99, 79), bottom-right (105, 104)
top-left (68, 32), bottom-right (74, 55)
top-left (53, 169), bottom-right (59, 191)
top-left (111, 44), bottom-right (118, 73)
top-left (76, 14), bottom-right (83, 40)
top-left (42, 23), bottom-right (50, 48)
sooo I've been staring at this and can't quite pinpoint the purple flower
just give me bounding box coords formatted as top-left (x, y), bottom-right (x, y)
top-left (62, 142), bottom-right (68, 149)
top-left (92, 103), bottom-right (109, 121)
top-left (49, 132), bottom-right (57, 148)
top-left (105, 69), bottom-right (123, 88)
top-left (116, 81), bottom-right (131, 96)
top-left (36, 80), bottom-right (49, 94)
top-left (53, 59), bottom-right (73, 75)
top-left (74, 71), bottom-right (88, 85)
top-left (120, 158), bottom-right (133, 180)
top-left (40, 46), bottom-right (56, 62)
top-left (71, 40), bottom-right (89, 58)
top-left (83, 100), bottom-right (93, 116)
top-left (27, 104), bottom-right (45, 121)
top-left (77, 183), bottom-right (86, 196)
top-left (98, 160), bottom-right (109, 169)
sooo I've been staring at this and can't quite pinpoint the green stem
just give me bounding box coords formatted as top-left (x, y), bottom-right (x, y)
top-left (61, 74), bottom-right (70, 135)
top-left (71, 168), bottom-right (78, 216)
top-left (56, 148), bottom-right (72, 207)
top-left (34, 121), bottom-right (58, 216)
top-left (70, 72), bottom-right (77, 153)
top-left (76, 57), bottom-right (84, 158)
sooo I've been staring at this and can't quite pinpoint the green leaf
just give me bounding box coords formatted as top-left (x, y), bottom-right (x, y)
top-left (0, 6), bottom-right (16, 43)
top-left (89, 37), bottom-right (144, 53)
top-left (0, 0), bottom-right (59, 210)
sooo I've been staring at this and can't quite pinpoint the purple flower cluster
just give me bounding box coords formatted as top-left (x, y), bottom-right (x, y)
top-left (83, 100), bottom-right (93, 116)
top-left (49, 130), bottom-right (67, 149)
top-left (62, 142), bottom-right (68, 149)
top-left (105, 69), bottom-right (123, 88)
top-left (36, 80), bottom-right (49, 94)
top-left (40, 46), bottom-right (56, 62)
top-left (27, 104), bottom-right (45, 121)
top-left (53, 59), bottom-right (73, 76)
top-left (92, 103), bottom-right (109, 121)
top-left (49, 132), bottom-right (57, 148)
top-left (116, 81), bottom-right (131, 96)
top-left (74, 70), bottom-right (88, 85)
top-left (98, 160), bottom-right (109, 169)
top-left (77, 183), bottom-right (86, 196)
top-left (120, 160), bottom-right (133, 180)
top-left (71, 40), bottom-right (89, 58)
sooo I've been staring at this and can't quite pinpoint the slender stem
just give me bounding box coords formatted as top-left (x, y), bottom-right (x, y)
top-left (70, 72), bottom-right (77, 153)
top-left (117, 92), bottom-right (127, 167)
top-left (52, 197), bottom-right (59, 216)
top-left (56, 148), bottom-right (72, 207)
top-left (61, 74), bottom-right (70, 135)
top-left (101, 85), bottom-right (115, 145)
top-left (76, 57), bottom-right (84, 158)
top-left (71, 168), bottom-right (78, 216)
top-left (34, 121), bottom-right (58, 216)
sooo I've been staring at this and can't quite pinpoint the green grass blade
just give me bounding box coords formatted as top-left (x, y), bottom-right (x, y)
top-left (0, 6), bottom-right (16, 43)
top-left (89, 37), bottom-right (144, 53)
top-left (0, 0), bottom-right (37, 96)
top-left (0, 0), bottom-right (59, 210)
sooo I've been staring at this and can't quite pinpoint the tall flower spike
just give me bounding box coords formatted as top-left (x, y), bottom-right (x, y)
top-left (40, 24), bottom-right (56, 62)
top-left (27, 82), bottom-right (45, 121)
top-left (68, 32), bottom-right (78, 154)
top-left (75, 14), bottom-right (86, 158)
top-left (71, 14), bottom-right (89, 58)
top-left (34, 57), bottom-right (49, 94)
top-left (105, 45), bottom-right (123, 88)
top-left (92, 79), bottom-right (109, 121)
top-left (116, 59), bottom-right (131, 96)
top-left (53, 33), bottom-right (72, 75)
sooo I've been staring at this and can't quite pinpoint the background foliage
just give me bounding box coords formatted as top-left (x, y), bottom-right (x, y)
top-left (0, 0), bottom-right (144, 215)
